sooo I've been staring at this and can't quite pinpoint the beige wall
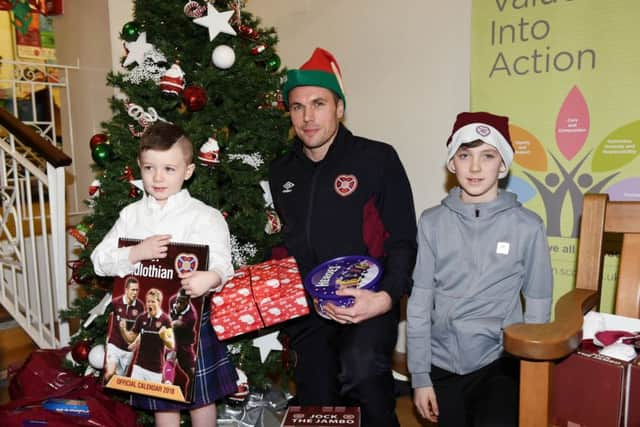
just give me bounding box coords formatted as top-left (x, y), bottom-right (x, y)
top-left (54, 0), bottom-right (114, 221)
top-left (97, 0), bottom-right (471, 214)
top-left (247, 1), bottom-right (471, 212)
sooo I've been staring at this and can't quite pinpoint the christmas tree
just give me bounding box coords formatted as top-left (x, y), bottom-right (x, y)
top-left (61, 0), bottom-right (292, 418)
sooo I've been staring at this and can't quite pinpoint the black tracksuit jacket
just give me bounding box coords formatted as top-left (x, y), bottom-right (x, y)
top-left (269, 124), bottom-right (417, 305)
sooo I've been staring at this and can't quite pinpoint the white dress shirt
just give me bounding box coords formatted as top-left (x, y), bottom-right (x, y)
top-left (91, 189), bottom-right (234, 283)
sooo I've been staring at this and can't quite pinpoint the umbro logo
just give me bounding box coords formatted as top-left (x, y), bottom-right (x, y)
top-left (282, 181), bottom-right (295, 193)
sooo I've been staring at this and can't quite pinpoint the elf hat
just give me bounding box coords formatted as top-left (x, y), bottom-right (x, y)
top-left (282, 47), bottom-right (346, 107)
top-left (446, 111), bottom-right (514, 179)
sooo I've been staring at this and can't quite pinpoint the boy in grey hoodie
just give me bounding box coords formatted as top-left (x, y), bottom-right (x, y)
top-left (407, 112), bottom-right (553, 427)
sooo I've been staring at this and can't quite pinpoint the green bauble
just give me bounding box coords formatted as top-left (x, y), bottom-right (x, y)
top-left (91, 143), bottom-right (113, 167)
top-left (265, 54), bottom-right (281, 72)
top-left (121, 21), bottom-right (141, 42)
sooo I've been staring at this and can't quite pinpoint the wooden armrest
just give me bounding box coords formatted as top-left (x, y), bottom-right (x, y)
top-left (504, 289), bottom-right (599, 360)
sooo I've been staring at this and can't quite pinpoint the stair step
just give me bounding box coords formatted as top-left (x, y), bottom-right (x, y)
top-left (0, 306), bottom-right (12, 323)
top-left (0, 320), bottom-right (36, 370)
top-left (0, 320), bottom-right (37, 404)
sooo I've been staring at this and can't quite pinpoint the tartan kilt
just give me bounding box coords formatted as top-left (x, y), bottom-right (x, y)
top-left (130, 307), bottom-right (238, 411)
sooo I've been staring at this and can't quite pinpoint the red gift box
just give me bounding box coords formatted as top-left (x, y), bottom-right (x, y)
top-left (627, 357), bottom-right (640, 427)
top-left (552, 348), bottom-right (630, 427)
top-left (211, 257), bottom-right (309, 340)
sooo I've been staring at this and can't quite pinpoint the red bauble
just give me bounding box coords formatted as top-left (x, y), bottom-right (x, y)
top-left (89, 133), bottom-right (108, 149)
top-left (71, 340), bottom-right (91, 363)
top-left (182, 85), bottom-right (207, 112)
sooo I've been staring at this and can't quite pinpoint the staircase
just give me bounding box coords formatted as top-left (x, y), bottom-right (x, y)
top-left (0, 60), bottom-right (75, 403)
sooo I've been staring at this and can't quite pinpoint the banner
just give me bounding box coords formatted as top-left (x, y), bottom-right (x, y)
top-left (470, 1), bottom-right (640, 308)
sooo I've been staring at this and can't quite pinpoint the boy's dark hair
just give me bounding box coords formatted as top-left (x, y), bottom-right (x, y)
top-left (139, 121), bottom-right (193, 163)
top-left (458, 140), bottom-right (485, 150)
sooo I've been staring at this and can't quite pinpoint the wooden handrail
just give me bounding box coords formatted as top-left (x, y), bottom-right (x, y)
top-left (503, 288), bottom-right (599, 360)
top-left (0, 107), bottom-right (72, 167)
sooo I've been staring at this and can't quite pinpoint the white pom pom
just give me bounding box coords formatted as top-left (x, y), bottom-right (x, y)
top-left (88, 344), bottom-right (105, 369)
top-left (212, 45), bottom-right (236, 69)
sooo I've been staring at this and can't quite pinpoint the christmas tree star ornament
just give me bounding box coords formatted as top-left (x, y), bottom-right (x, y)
top-left (123, 32), bottom-right (154, 67)
top-left (252, 331), bottom-right (283, 363)
top-left (131, 179), bottom-right (145, 192)
top-left (193, 3), bottom-right (237, 41)
top-left (83, 292), bottom-right (112, 328)
top-left (259, 180), bottom-right (273, 208)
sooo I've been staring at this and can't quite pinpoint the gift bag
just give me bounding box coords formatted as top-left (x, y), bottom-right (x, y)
top-left (1, 348), bottom-right (139, 427)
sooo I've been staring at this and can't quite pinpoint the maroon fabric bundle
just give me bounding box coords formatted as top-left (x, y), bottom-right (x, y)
top-left (1, 348), bottom-right (139, 427)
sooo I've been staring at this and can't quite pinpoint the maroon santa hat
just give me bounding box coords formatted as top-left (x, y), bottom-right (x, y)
top-left (446, 111), bottom-right (514, 178)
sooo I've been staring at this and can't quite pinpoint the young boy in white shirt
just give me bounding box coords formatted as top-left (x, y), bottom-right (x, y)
top-left (91, 121), bottom-right (237, 427)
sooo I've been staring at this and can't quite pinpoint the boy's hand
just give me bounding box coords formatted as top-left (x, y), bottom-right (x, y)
top-left (128, 334), bottom-right (140, 351)
top-left (129, 234), bottom-right (171, 263)
top-left (179, 270), bottom-right (222, 298)
top-left (414, 386), bottom-right (439, 423)
top-left (324, 288), bottom-right (392, 324)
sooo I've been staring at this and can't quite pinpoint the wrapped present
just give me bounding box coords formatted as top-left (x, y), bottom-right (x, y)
top-left (212, 257), bottom-right (309, 340)
top-left (212, 269), bottom-right (265, 339)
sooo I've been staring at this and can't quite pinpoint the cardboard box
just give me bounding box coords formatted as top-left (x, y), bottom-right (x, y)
top-left (627, 357), bottom-right (640, 427)
top-left (552, 349), bottom-right (629, 427)
top-left (211, 257), bottom-right (309, 340)
top-left (280, 406), bottom-right (360, 427)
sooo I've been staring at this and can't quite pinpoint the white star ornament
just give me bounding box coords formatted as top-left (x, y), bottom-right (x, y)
top-left (252, 331), bottom-right (283, 363)
top-left (123, 32), bottom-right (154, 67)
top-left (193, 3), bottom-right (237, 41)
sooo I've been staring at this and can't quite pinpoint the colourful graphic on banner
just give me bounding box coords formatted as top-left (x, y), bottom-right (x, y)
top-left (471, 0), bottom-right (640, 308)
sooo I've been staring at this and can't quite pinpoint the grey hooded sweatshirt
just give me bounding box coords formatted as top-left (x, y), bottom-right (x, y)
top-left (407, 187), bottom-right (552, 388)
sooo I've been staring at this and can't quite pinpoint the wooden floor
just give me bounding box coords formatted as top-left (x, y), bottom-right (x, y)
top-left (0, 310), bottom-right (37, 406)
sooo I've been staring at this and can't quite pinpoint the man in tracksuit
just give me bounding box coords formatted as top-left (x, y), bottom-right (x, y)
top-left (269, 48), bottom-right (417, 427)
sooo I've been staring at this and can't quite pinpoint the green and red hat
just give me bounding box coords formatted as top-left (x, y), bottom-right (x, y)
top-left (282, 47), bottom-right (346, 107)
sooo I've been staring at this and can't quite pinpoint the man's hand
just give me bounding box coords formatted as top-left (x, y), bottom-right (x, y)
top-left (129, 234), bottom-right (171, 264)
top-left (323, 288), bottom-right (392, 324)
top-left (179, 270), bottom-right (222, 298)
top-left (414, 386), bottom-right (439, 423)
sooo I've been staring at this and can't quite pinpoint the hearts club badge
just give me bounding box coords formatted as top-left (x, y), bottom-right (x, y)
top-left (334, 174), bottom-right (358, 197)
top-left (304, 255), bottom-right (383, 319)
top-left (175, 253), bottom-right (198, 274)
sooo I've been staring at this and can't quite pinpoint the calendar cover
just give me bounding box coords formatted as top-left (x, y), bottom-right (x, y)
top-left (103, 238), bottom-right (209, 402)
